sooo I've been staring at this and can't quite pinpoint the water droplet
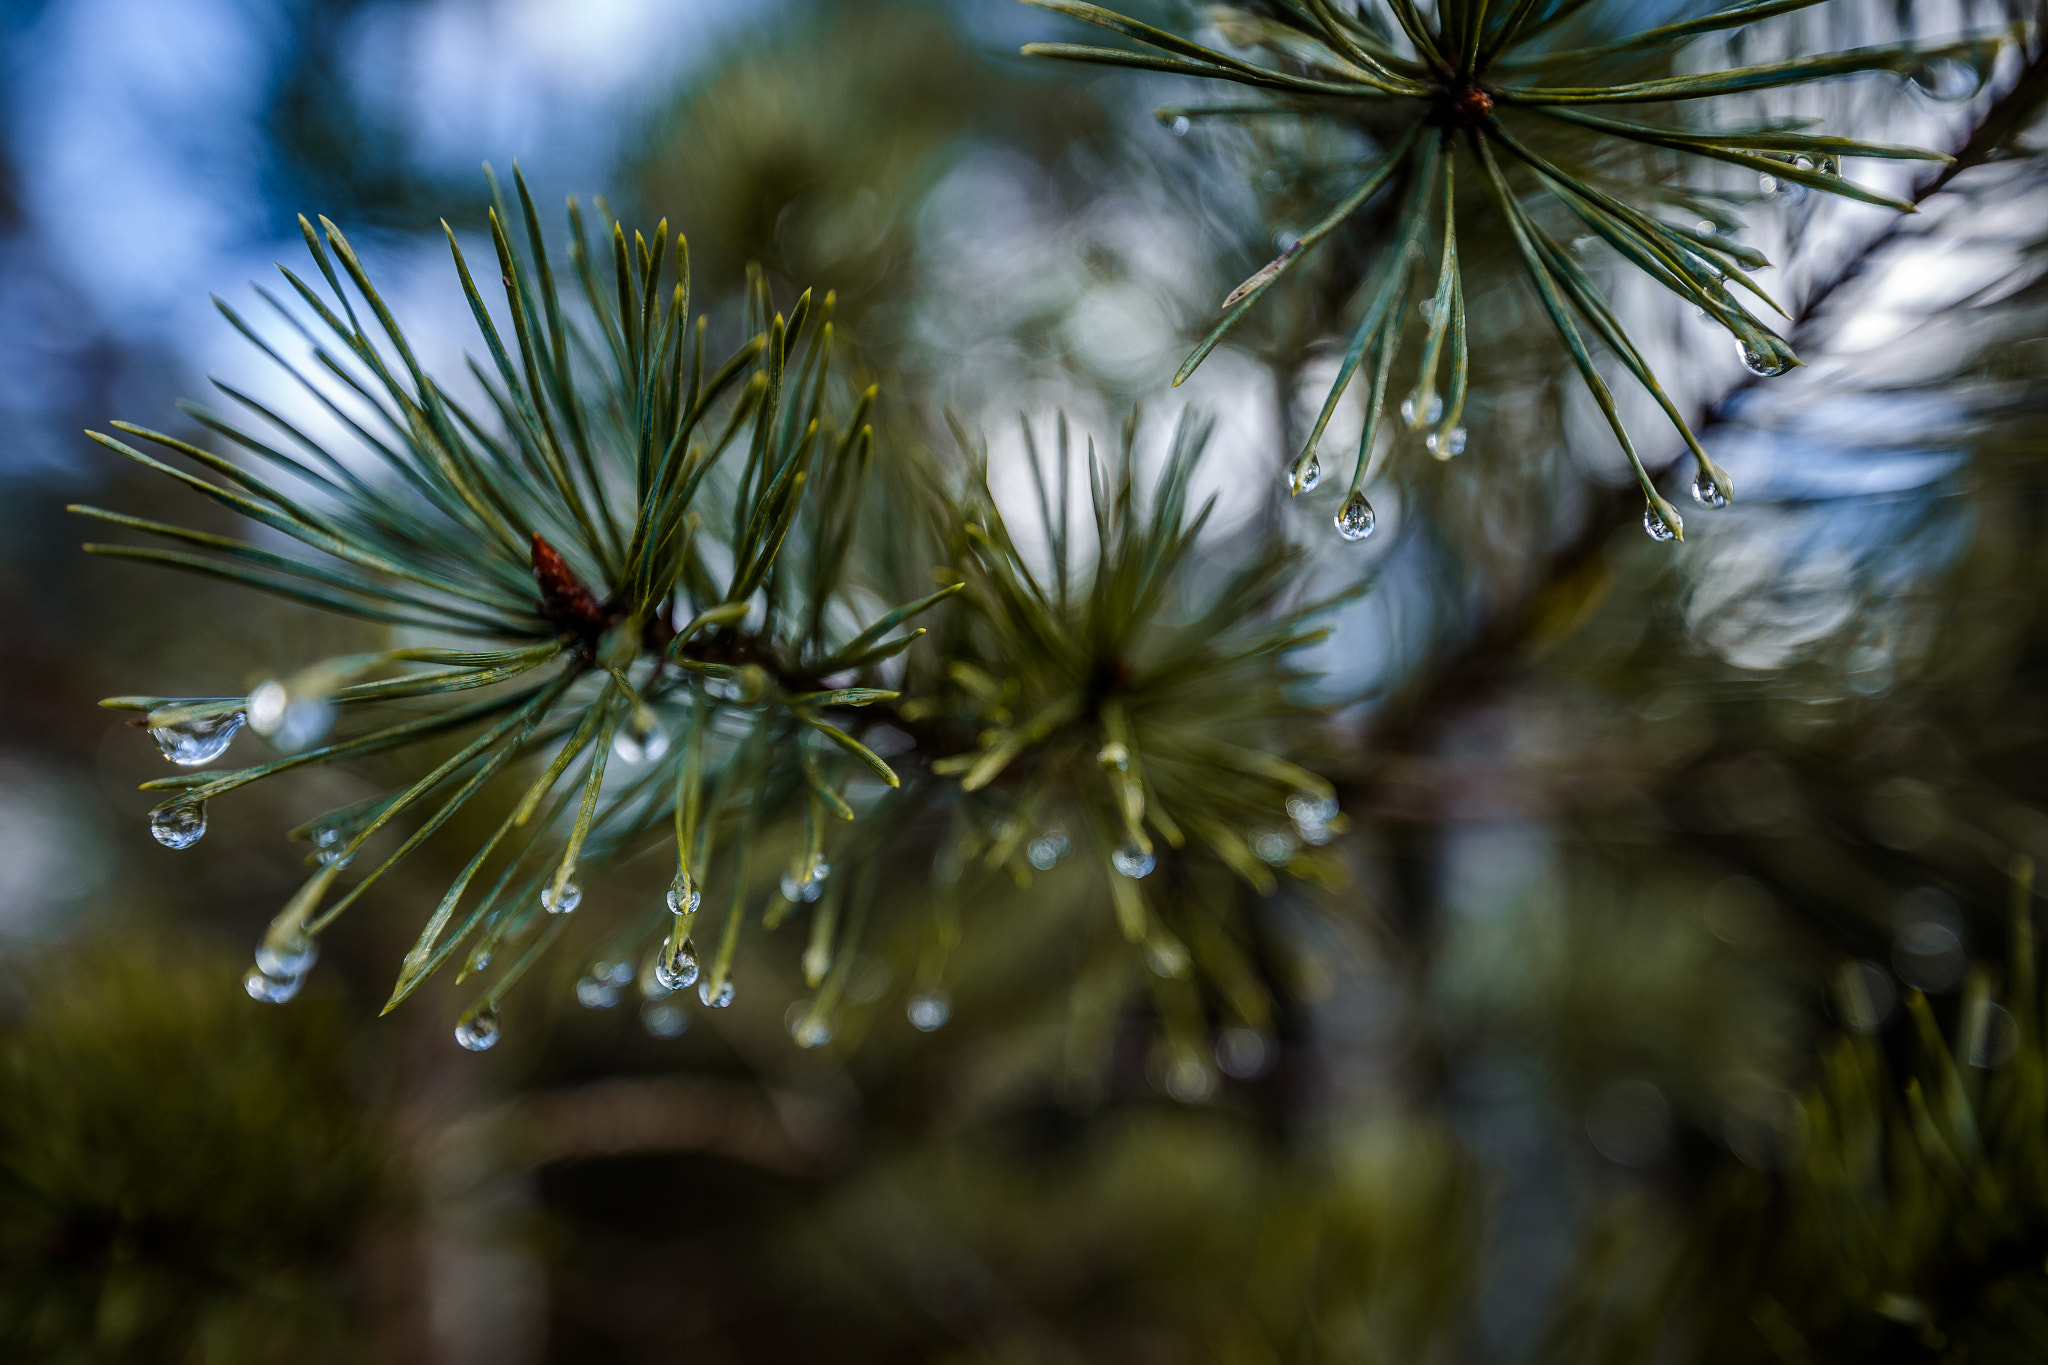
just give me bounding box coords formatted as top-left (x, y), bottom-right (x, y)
top-left (149, 710), bottom-right (244, 766)
top-left (1112, 843), bottom-right (1155, 879)
top-left (1756, 171), bottom-right (1808, 204)
top-left (1738, 338), bottom-right (1792, 376)
top-left (1970, 1000), bottom-right (2018, 1068)
top-left (1834, 960), bottom-right (1896, 1033)
top-left (149, 802), bottom-right (207, 849)
top-left (792, 1014), bottom-right (835, 1048)
top-left (1028, 826), bottom-right (1073, 870)
top-left (602, 958), bottom-right (635, 986)
top-left (1254, 830), bottom-right (1297, 865)
top-left (1334, 492), bottom-right (1375, 542)
top-left (576, 975), bottom-right (621, 1009)
top-left (1286, 794), bottom-right (1339, 844)
top-left (1690, 474), bottom-right (1729, 509)
top-left (656, 939), bottom-right (700, 991)
top-left (468, 946), bottom-right (492, 972)
top-left (1643, 504), bottom-right (1680, 542)
top-left (243, 966), bottom-right (303, 1004)
top-left (781, 858), bottom-right (829, 903)
top-left (779, 871), bottom-right (826, 903)
top-left (1097, 742), bottom-right (1129, 771)
top-left (611, 710), bottom-right (670, 764)
top-left (1893, 918), bottom-right (1965, 992)
top-left (1215, 1026), bottom-right (1275, 1079)
top-left (1169, 114), bottom-right (1191, 136)
top-left (1146, 938), bottom-right (1190, 978)
top-left (1164, 1055), bottom-right (1216, 1104)
top-left (1417, 297), bottom-right (1435, 323)
top-left (247, 680), bottom-right (287, 733)
top-left (1426, 425), bottom-right (1467, 459)
top-left (699, 978), bottom-right (735, 1008)
top-left (1695, 219), bottom-right (1717, 237)
top-left (642, 1000), bottom-right (687, 1038)
top-left (248, 681), bottom-right (336, 751)
top-left (1908, 56), bottom-right (1981, 101)
top-left (666, 870), bottom-right (701, 916)
top-left (454, 1009), bottom-right (501, 1052)
top-left (541, 882), bottom-right (582, 915)
top-left (255, 933), bottom-right (317, 979)
top-left (908, 990), bottom-right (952, 1031)
top-left (1399, 393), bottom-right (1443, 427)
top-left (1288, 453), bottom-right (1321, 495)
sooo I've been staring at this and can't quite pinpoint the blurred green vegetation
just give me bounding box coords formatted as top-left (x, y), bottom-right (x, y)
top-left (0, 938), bottom-right (391, 1363)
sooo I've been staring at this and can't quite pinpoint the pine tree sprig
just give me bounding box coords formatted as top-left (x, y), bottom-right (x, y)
top-left (1021, 0), bottom-right (2001, 542)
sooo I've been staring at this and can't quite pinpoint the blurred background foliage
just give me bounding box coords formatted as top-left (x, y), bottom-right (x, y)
top-left (6, 0), bottom-right (2048, 1359)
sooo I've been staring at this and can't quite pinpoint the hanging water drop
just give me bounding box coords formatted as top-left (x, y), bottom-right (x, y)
top-left (1288, 454), bottom-right (1321, 496)
top-left (243, 966), bottom-right (303, 1004)
top-left (1334, 493), bottom-right (1376, 543)
top-left (149, 802), bottom-right (207, 849)
top-left (1169, 114), bottom-right (1191, 136)
top-left (792, 1014), bottom-right (835, 1048)
top-left (1028, 826), bottom-right (1073, 870)
top-left (541, 881), bottom-right (582, 915)
top-left (1643, 504), bottom-right (1681, 543)
top-left (1254, 830), bottom-right (1298, 865)
top-left (666, 869), bottom-right (701, 916)
top-left (576, 975), bottom-right (622, 1009)
top-left (642, 1000), bottom-right (688, 1038)
top-left (1690, 475), bottom-right (1729, 509)
top-left (1112, 843), bottom-right (1155, 879)
top-left (1146, 938), bottom-right (1191, 979)
top-left (255, 933), bottom-right (317, 980)
top-left (1164, 1056), bottom-right (1217, 1104)
top-left (454, 1009), bottom-right (501, 1052)
top-left (1426, 425), bottom-right (1467, 459)
top-left (656, 939), bottom-right (700, 991)
top-left (149, 710), bottom-right (243, 766)
top-left (1399, 393), bottom-right (1443, 427)
top-left (468, 946), bottom-right (492, 972)
top-left (1908, 57), bottom-right (1981, 101)
top-left (1737, 339), bottom-right (1792, 377)
top-left (907, 989), bottom-right (952, 1032)
top-left (611, 709), bottom-right (670, 764)
top-left (249, 680), bottom-right (336, 752)
top-left (699, 978), bottom-right (735, 1008)
top-left (1287, 793), bottom-right (1339, 844)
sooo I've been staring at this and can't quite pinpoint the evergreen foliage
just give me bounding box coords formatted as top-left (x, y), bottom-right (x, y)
top-left (1022, 0), bottom-right (2000, 538)
top-left (74, 170), bottom-right (1342, 1058)
top-left (0, 940), bottom-right (386, 1360)
top-left (40, 0), bottom-right (2048, 1358)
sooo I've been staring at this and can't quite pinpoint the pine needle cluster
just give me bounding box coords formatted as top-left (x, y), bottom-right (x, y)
top-left (76, 169), bottom-right (1342, 1058)
top-left (1022, 0), bottom-right (2000, 540)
